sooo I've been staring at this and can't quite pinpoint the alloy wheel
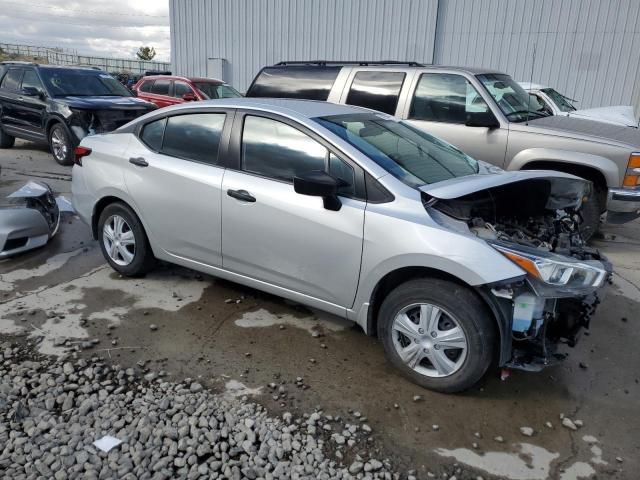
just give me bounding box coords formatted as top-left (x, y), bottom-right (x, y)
top-left (103, 215), bottom-right (136, 266)
top-left (51, 128), bottom-right (68, 162)
top-left (391, 303), bottom-right (468, 378)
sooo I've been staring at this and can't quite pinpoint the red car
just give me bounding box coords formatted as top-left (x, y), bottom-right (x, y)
top-left (133, 75), bottom-right (241, 109)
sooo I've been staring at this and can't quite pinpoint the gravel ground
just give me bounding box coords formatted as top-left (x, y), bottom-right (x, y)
top-left (0, 340), bottom-right (402, 480)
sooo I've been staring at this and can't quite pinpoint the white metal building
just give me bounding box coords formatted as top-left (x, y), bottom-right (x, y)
top-left (169, 0), bottom-right (640, 114)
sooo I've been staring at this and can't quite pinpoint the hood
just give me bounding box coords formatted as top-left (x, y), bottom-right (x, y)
top-left (567, 105), bottom-right (638, 128)
top-left (56, 96), bottom-right (156, 110)
top-left (522, 114), bottom-right (640, 148)
top-left (420, 167), bottom-right (587, 208)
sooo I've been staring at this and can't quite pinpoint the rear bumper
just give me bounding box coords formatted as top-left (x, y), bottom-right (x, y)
top-left (606, 187), bottom-right (640, 223)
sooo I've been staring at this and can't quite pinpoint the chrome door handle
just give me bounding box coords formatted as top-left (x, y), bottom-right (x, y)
top-left (129, 157), bottom-right (148, 167)
top-left (227, 189), bottom-right (256, 202)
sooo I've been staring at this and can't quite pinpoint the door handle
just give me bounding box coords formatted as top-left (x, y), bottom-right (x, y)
top-left (129, 157), bottom-right (148, 167)
top-left (227, 189), bottom-right (256, 202)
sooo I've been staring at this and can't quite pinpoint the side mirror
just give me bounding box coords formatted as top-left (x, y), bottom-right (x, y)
top-left (293, 171), bottom-right (342, 211)
top-left (465, 111), bottom-right (500, 129)
top-left (182, 92), bottom-right (197, 101)
top-left (22, 86), bottom-right (42, 98)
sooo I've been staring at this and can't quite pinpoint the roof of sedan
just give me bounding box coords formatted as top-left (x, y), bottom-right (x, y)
top-left (168, 97), bottom-right (372, 118)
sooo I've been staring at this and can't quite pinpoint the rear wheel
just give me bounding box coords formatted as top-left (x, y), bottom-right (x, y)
top-left (378, 278), bottom-right (495, 393)
top-left (0, 127), bottom-right (15, 148)
top-left (48, 124), bottom-right (74, 166)
top-left (98, 202), bottom-right (156, 276)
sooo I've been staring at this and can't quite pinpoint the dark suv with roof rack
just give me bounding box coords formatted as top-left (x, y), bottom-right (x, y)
top-left (0, 62), bottom-right (156, 165)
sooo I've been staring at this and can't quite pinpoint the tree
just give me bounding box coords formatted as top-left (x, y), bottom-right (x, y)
top-left (136, 46), bottom-right (156, 61)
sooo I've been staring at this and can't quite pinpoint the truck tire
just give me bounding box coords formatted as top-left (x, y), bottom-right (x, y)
top-left (378, 278), bottom-right (496, 393)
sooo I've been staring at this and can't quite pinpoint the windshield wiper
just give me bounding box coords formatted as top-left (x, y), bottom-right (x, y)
top-left (506, 109), bottom-right (549, 119)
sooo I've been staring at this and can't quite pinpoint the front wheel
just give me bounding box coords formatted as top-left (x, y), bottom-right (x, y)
top-left (48, 124), bottom-right (74, 166)
top-left (378, 278), bottom-right (496, 393)
top-left (98, 202), bottom-right (156, 276)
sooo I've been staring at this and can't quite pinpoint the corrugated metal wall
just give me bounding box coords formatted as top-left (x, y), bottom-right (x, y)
top-left (169, 0), bottom-right (439, 91)
top-left (170, 0), bottom-right (640, 113)
top-left (434, 0), bottom-right (640, 113)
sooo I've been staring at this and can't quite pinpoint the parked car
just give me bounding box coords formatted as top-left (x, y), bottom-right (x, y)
top-left (246, 62), bottom-right (640, 236)
top-left (72, 98), bottom-right (610, 393)
top-left (519, 82), bottom-right (639, 128)
top-left (133, 75), bottom-right (241, 109)
top-left (0, 62), bottom-right (157, 165)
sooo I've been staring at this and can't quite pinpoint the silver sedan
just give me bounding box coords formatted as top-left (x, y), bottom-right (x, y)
top-left (72, 98), bottom-right (610, 393)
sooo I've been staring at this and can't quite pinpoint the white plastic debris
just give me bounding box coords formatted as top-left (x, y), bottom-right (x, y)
top-left (93, 435), bottom-right (122, 452)
top-left (55, 196), bottom-right (75, 213)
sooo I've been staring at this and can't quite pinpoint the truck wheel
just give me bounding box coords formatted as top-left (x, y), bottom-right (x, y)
top-left (0, 127), bottom-right (15, 148)
top-left (580, 187), bottom-right (604, 241)
top-left (378, 278), bottom-right (496, 393)
top-left (98, 202), bottom-right (156, 276)
top-left (48, 124), bottom-right (74, 166)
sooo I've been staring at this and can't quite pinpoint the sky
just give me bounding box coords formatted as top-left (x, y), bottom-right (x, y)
top-left (0, 0), bottom-right (170, 62)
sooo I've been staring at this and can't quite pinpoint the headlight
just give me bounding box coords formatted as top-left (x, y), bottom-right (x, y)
top-left (492, 244), bottom-right (608, 290)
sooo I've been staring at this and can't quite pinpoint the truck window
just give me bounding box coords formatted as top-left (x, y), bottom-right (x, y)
top-left (345, 71), bottom-right (406, 115)
top-left (246, 66), bottom-right (341, 101)
top-left (409, 73), bottom-right (489, 124)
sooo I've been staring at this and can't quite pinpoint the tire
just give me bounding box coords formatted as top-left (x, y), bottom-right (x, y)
top-left (98, 202), bottom-right (156, 276)
top-left (48, 123), bottom-right (74, 166)
top-left (0, 126), bottom-right (15, 148)
top-left (378, 278), bottom-right (496, 393)
top-left (579, 186), bottom-right (604, 241)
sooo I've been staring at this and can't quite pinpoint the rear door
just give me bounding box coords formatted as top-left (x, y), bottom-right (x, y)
top-left (402, 72), bottom-right (509, 166)
top-left (0, 68), bottom-right (25, 133)
top-left (124, 109), bottom-right (232, 266)
top-left (221, 112), bottom-right (365, 308)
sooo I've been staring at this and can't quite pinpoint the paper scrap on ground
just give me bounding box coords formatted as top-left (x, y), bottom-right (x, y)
top-left (93, 435), bottom-right (122, 452)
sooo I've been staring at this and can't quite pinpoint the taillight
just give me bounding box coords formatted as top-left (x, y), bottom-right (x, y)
top-left (73, 146), bottom-right (92, 166)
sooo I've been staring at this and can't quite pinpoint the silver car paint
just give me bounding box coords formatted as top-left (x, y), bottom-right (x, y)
top-left (73, 99), bottom-right (527, 333)
top-left (323, 66), bottom-right (640, 215)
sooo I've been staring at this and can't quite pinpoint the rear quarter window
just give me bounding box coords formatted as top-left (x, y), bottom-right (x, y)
top-left (246, 66), bottom-right (341, 100)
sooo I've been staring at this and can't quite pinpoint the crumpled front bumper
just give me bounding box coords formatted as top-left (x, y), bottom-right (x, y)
top-left (0, 182), bottom-right (61, 258)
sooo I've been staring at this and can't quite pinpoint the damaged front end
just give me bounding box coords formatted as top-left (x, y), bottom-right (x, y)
top-left (68, 107), bottom-right (153, 140)
top-left (0, 182), bottom-right (62, 258)
top-left (423, 171), bottom-right (612, 371)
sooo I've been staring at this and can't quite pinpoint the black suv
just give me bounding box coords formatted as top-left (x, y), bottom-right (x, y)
top-left (0, 62), bottom-right (157, 165)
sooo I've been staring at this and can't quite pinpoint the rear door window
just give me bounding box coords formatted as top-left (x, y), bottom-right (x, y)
top-left (409, 73), bottom-right (490, 124)
top-left (345, 71), bottom-right (406, 115)
top-left (246, 66), bottom-right (341, 101)
top-left (139, 80), bottom-right (154, 93)
top-left (161, 113), bottom-right (226, 164)
top-left (1, 69), bottom-right (24, 91)
top-left (150, 79), bottom-right (171, 96)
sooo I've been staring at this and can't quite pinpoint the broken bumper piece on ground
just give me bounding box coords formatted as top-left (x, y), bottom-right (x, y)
top-left (0, 181), bottom-right (64, 258)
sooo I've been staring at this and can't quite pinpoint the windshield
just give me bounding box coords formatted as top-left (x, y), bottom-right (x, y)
top-left (542, 88), bottom-right (576, 112)
top-left (194, 82), bottom-right (242, 99)
top-left (39, 69), bottom-right (132, 97)
top-left (477, 73), bottom-right (549, 122)
top-left (315, 113), bottom-right (479, 187)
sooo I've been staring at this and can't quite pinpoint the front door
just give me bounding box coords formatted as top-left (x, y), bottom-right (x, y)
top-left (124, 110), bottom-right (230, 266)
top-left (221, 113), bottom-right (365, 308)
top-left (403, 72), bottom-right (509, 167)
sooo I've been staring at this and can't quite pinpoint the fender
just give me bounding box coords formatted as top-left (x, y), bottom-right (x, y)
top-left (507, 147), bottom-right (619, 187)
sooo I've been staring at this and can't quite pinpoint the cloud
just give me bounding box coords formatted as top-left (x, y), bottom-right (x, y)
top-left (0, 0), bottom-right (170, 61)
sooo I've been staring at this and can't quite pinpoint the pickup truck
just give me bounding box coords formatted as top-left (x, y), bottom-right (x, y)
top-left (247, 62), bottom-right (640, 237)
